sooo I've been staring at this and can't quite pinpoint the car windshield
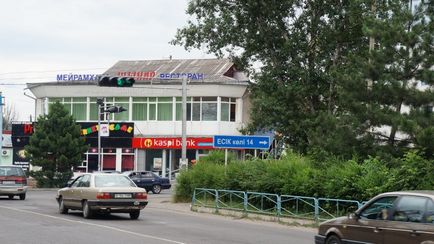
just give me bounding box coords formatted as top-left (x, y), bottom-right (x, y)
top-left (94, 175), bottom-right (136, 187)
top-left (0, 167), bottom-right (25, 177)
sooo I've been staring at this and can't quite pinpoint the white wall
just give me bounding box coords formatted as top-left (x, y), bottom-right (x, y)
top-left (30, 83), bottom-right (250, 137)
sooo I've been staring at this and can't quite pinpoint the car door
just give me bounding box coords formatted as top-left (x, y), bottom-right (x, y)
top-left (129, 172), bottom-right (144, 188)
top-left (383, 196), bottom-right (434, 244)
top-left (141, 172), bottom-right (155, 190)
top-left (70, 174), bottom-right (91, 209)
top-left (77, 174), bottom-right (92, 203)
top-left (344, 196), bottom-right (399, 244)
top-left (62, 176), bottom-right (83, 207)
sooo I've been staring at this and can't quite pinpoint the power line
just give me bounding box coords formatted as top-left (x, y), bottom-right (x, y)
top-left (0, 83), bottom-right (27, 86)
top-left (0, 67), bottom-right (106, 76)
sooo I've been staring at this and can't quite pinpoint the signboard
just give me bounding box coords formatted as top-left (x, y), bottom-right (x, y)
top-left (79, 122), bottom-right (134, 138)
top-left (1, 133), bottom-right (12, 148)
top-left (99, 124), bottom-right (110, 137)
top-left (12, 123), bottom-right (34, 147)
top-left (56, 74), bottom-right (98, 81)
top-left (13, 148), bottom-right (30, 169)
top-left (153, 158), bottom-right (162, 170)
top-left (213, 135), bottom-right (270, 150)
top-left (132, 137), bottom-right (213, 149)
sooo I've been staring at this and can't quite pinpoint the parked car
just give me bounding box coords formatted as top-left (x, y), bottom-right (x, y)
top-left (315, 191), bottom-right (434, 244)
top-left (0, 166), bottom-right (27, 200)
top-left (122, 171), bottom-right (171, 194)
top-left (56, 173), bottom-right (148, 219)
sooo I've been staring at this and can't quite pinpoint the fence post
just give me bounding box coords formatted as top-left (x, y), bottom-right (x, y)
top-left (191, 188), bottom-right (197, 211)
top-left (277, 195), bottom-right (281, 218)
top-left (215, 189), bottom-right (219, 211)
top-left (243, 191), bottom-right (248, 212)
top-left (314, 198), bottom-right (319, 221)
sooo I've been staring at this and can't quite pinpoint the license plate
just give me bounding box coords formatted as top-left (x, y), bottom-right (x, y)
top-left (114, 193), bottom-right (132, 199)
top-left (1, 181), bottom-right (15, 185)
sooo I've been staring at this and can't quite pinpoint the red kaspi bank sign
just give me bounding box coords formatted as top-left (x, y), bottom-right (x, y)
top-left (132, 137), bottom-right (213, 149)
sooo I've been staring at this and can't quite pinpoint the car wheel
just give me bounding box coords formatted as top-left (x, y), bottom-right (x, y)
top-left (19, 194), bottom-right (26, 200)
top-left (152, 184), bottom-right (161, 194)
top-left (8, 195), bottom-right (14, 200)
top-left (326, 235), bottom-right (342, 244)
top-left (130, 210), bottom-right (140, 220)
top-left (58, 197), bottom-right (68, 214)
top-left (82, 200), bottom-right (93, 219)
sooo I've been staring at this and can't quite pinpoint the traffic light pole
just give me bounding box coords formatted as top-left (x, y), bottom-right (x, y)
top-left (0, 92), bottom-right (3, 165)
top-left (97, 103), bottom-right (101, 171)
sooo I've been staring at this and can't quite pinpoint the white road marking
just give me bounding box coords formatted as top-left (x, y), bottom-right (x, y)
top-left (0, 205), bottom-right (186, 244)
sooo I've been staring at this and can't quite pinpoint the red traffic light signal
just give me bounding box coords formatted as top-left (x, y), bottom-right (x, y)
top-left (98, 76), bottom-right (135, 87)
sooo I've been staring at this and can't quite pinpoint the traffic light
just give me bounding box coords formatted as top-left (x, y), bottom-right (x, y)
top-left (104, 106), bottom-right (127, 113)
top-left (97, 76), bottom-right (135, 87)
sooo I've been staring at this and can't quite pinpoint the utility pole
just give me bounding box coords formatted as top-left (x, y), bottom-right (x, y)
top-left (97, 98), bottom-right (104, 171)
top-left (181, 77), bottom-right (188, 170)
top-left (0, 92), bottom-right (3, 165)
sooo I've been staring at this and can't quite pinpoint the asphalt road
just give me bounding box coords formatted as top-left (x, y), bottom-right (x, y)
top-left (0, 190), bottom-right (316, 244)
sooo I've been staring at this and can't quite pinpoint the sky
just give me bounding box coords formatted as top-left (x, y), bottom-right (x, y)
top-left (0, 0), bottom-right (214, 121)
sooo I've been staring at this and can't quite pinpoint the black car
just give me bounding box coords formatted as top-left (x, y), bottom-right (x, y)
top-left (122, 171), bottom-right (171, 194)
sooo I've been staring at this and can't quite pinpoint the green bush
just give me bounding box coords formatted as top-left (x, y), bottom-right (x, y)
top-left (354, 157), bottom-right (391, 200)
top-left (389, 151), bottom-right (434, 191)
top-left (174, 149), bottom-right (433, 202)
top-left (174, 162), bottom-right (226, 202)
top-left (198, 150), bottom-right (236, 165)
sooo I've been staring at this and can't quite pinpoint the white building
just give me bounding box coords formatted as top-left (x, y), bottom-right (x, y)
top-left (26, 59), bottom-right (251, 175)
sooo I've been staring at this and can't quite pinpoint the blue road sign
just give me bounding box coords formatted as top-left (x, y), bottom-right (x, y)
top-left (213, 135), bottom-right (271, 149)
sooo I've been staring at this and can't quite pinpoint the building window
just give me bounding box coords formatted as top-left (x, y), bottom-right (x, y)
top-left (48, 97), bottom-right (86, 121)
top-left (89, 98), bottom-right (99, 121)
top-left (176, 97), bottom-right (192, 121)
top-left (202, 97), bottom-right (217, 121)
top-left (132, 97), bottom-right (147, 121)
top-left (192, 97), bottom-right (201, 121)
top-left (148, 98), bottom-right (156, 120)
top-left (114, 97), bottom-right (129, 121)
top-left (157, 97), bottom-right (173, 121)
top-left (221, 97), bottom-right (236, 122)
top-left (72, 97), bottom-right (87, 121)
top-left (176, 97), bottom-right (219, 121)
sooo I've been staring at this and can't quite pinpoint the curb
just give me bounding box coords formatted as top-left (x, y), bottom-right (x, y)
top-left (191, 205), bottom-right (318, 228)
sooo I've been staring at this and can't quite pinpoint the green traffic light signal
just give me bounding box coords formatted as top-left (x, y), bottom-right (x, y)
top-left (116, 77), bottom-right (134, 87)
top-left (97, 76), bottom-right (135, 87)
top-left (117, 78), bottom-right (124, 86)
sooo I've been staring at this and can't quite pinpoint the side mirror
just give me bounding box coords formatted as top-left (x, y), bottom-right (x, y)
top-left (348, 212), bottom-right (359, 220)
top-left (65, 181), bottom-right (73, 187)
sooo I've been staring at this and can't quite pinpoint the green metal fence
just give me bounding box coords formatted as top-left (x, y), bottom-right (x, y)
top-left (192, 188), bottom-right (365, 221)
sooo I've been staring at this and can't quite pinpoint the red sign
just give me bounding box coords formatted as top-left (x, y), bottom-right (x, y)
top-left (132, 137), bottom-right (213, 149)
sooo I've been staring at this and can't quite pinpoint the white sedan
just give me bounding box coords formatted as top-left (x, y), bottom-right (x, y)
top-left (56, 173), bottom-right (148, 219)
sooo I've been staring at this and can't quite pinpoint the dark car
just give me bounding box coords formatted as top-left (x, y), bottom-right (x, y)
top-left (315, 191), bottom-right (434, 244)
top-left (122, 171), bottom-right (171, 194)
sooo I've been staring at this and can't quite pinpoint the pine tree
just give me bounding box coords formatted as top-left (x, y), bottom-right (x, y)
top-left (342, 0), bottom-right (434, 158)
top-left (25, 102), bottom-right (89, 187)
